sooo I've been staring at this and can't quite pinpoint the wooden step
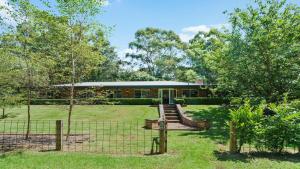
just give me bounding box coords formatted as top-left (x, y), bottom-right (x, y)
top-left (167, 119), bottom-right (180, 123)
top-left (166, 116), bottom-right (180, 120)
top-left (165, 113), bottom-right (178, 116)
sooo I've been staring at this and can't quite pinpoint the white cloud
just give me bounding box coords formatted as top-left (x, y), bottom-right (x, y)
top-left (179, 23), bottom-right (230, 42)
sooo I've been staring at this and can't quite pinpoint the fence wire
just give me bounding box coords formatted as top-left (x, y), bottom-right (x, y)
top-left (0, 120), bottom-right (159, 155)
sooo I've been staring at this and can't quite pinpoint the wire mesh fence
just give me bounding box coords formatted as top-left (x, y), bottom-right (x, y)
top-left (0, 120), bottom-right (160, 155)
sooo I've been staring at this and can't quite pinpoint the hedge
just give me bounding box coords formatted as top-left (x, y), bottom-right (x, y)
top-left (30, 98), bottom-right (159, 105)
top-left (108, 98), bottom-right (157, 105)
top-left (179, 97), bottom-right (230, 105)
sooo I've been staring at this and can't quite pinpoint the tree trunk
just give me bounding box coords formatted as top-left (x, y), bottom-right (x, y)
top-left (25, 87), bottom-right (31, 140)
top-left (229, 121), bottom-right (238, 153)
top-left (66, 40), bottom-right (75, 141)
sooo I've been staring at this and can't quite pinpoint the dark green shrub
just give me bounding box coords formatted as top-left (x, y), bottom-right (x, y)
top-left (174, 98), bottom-right (185, 105)
top-left (182, 97), bottom-right (229, 105)
top-left (151, 98), bottom-right (161, 105)
top-left (31, 99), bottom-right (70, 105)
top-left (108, 98), bottom-right (155, 105)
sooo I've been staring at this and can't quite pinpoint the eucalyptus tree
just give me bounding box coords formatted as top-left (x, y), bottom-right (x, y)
top-left (56, 0), bottom-right (106, 139)
top-left (185, 29), bottom-right (228, 84)
top-left (126, 27), bottom-right (185, 80)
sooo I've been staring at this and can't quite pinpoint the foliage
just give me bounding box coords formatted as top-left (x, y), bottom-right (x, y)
top-left (182, 97), bottom-right (230, 105)
top-left (230, 98), bottom-right (300, 153)
top-left (126, 27), bottom-right (185, 80)
top-left (214, 0), bottom-right (300, 100)
top-left (174, 98), bottom-right (185, 105)
top-left (108, 98), bottom-right (156, 105)
top-left (127, 71), bottom-right (157, 81)
top-left (151, 98), bottom-right (161, 105)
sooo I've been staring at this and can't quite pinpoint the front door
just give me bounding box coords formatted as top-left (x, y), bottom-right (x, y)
top-left (162, 90), bottom-right (169, 104)
top-left (159, 89), bottom-right (176, 104)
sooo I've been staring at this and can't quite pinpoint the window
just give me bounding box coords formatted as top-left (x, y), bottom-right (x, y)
top-left (134, 89), bottom-right (150, 98)
top-left (114, 90), bottom-right (122, 98)
top-left (182, 89), bottom-right (198, 97)
top-left (108, 90), bottom-right (122, 98)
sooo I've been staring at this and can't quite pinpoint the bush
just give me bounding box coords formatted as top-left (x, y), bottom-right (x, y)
top-left (174, 98), bottom-right (185, 105)
top-left (31, 99), bottom-right (70, 105)
top-left (181, 97), bottom-right (229, 105)
top-left (230, 98), bottom-right (300, 153)
top-left (108, 98), bottom-right (155, 105)
top-left (30, 98), bottom-right (156, 105)
top-left (151, 98), bottom-right (161, 105)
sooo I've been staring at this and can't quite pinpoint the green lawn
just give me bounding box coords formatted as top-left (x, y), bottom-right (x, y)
top-left (0, 105), bottom-right (299, 169)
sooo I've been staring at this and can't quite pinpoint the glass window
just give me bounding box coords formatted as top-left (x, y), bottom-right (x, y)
top-left (182, 89), bottom-right (198, 97)
top-left (135, 89), bottom-right (150, 98)
top-left (114, 90), bottom-right (122, 98)
top-left (190, 90), bottom-right (198, 97)
top-left (134, 90), bottom-right (141, 98)
top-left (182, 90), bottom-right (190, 97)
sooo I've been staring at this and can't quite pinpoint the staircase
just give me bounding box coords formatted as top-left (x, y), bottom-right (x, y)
top-left (163, 104), bottom-right (180, 123)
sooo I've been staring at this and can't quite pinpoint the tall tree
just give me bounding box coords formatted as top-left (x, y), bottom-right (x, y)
top-left (0, 0), bottom-right (52, 139)
top-left (126, 27), bottom-right (185, 80)
top-left (56, 0), bottom-right (105, 139)
top-left (219, 0), bottom-right (300, 100)
top-left (185, 29), bottom-right (228, 84)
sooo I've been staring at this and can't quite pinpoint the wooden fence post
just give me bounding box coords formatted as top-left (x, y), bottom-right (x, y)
top-left (229, 121), bottom-right (237, 153)
top-left (56, 120), bottom-right (63, 151)
top-left (159, 120), bottom-right (166, 154)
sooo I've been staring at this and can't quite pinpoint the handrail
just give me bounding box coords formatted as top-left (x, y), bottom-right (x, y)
top-left (158, 104), bottom-right (165, 121)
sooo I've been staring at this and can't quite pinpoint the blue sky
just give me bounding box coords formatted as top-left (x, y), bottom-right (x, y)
top-left (99, 0), bottom-right (300, 57)
top-left (1, 0), bottom-right (299, 57)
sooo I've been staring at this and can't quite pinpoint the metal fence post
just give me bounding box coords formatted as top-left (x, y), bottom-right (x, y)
top-left (56, 120), bottom-right (63, 151)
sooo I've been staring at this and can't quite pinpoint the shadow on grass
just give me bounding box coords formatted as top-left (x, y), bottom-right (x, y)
top-left (179, 106), bottom-right (230, 144)
top-left (214, 150), bottom-right (300, 163)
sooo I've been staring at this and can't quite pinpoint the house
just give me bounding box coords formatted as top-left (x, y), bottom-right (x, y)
top-left (54, 81), bottom-right (211, 104)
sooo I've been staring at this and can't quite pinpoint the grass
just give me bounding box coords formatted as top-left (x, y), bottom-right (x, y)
top-left (0, 105), bottom-right (299, 169)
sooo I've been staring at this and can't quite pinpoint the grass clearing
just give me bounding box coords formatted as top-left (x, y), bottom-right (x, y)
top-left (0, 105), bottom-right (299, 169)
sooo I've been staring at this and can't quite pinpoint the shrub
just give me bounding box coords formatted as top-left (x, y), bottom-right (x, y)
top-left (108, 98), bottom-right (154, 105)
top-left (174, 98), bottom-right (185, 105)
top-left (182, 97), bottom-right (229, 105)
top-left (230, 97), bottom-right (300, 153)
top-left (151, 98), bottom-right (161, 105)
top-left (31, 99), bottom-right (70, 105)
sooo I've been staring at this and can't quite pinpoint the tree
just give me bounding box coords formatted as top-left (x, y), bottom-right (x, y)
top-left (185, 29), bottom-right (228, 84)
top-left (211, 0), bottom-right (300, 100)
top-left (87, 30), bottom-right (121, 81)
top-left (0, 46), bottom-right (21, 118)
top-left (0, 0), bottom-right (53, 139)
top-left (126, 27), bottom-right (185, 80)
top-left (56, 0), bottom-right (106, 140)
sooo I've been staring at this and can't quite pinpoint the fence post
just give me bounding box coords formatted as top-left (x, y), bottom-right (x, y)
top-left (229, 121), bottom-right (237, 153)
top-left (159, 120), bottom-right (166, 154)
top-left (56, 120), bottom-right (63, 151)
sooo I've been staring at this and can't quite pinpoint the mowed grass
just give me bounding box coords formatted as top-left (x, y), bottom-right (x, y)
top-left (0, 105), bottom-right (300, 169)
top-left (2, 105), bottom-right (158, 122)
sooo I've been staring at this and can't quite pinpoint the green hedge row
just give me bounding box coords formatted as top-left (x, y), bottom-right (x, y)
top-left (30, 97), bottom-right (229, 105)
top-left (178, 97), bottom-right (230, 105)
top-left (30, 98), bottom-right (160, 105)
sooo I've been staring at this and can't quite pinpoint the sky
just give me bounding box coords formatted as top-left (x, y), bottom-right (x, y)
top-left (1, 0), bottom-right (300, 58)
top-left (98, 0), bottom-right (300, 58)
